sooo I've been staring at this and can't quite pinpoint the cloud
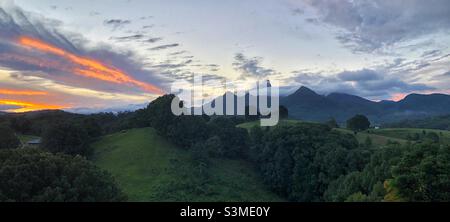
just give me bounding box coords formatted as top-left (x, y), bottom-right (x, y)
top-left (14, 36), bottom-right (163, 94)
top-left (109, 34), bottom-right (162, 44)
top-left (1, 70), bottom-right (155, 103)
top-left (292, 8), bottom-right (304, 16)
top-left (0, 104), bottom-right (21, 111)
top-left (149, 43), bottom-right (180, 51)
top-left (433, 71), bottom-right (450, 80)
top-left (169, 50), bottom-right (188, 56)
top-left (0, 4), bottom-right (168, 98)
top-left (337, 69), bottom-right (382, 82)
top-left (232, 53), bottom-right (275, 79)
top-left (294, 68), bottom-right (434, 100)
top-left (110, 34), bottom-right (145, 41)
top-left (143, 37), bottom-right (161, 43)
top-left (422, 49), bottom-right (442, 58)
top-left (103, 19), bottom-right (131, 30)
top-left (0, 88), bottom-right (47, 95)
top-left (140, 16), bottom-right (153, 20)
top-left (89, 11), bottom-right (100, 16)
top-left (303, 0), bottom-right (450, 53)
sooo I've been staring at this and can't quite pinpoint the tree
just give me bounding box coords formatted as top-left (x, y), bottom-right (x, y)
top-left (425, 132), bottom-right (440, 143)
top-left (347, 115), bottom-right (370, 132)
top-left (364, 136), bottom-right (373, 148)
top-left (202, 136), bottom-right (225, 157)
top-left (279, 106), bottom-right (289, 119)
top-left (248, 123), bottom-right (364, 201)
top-left (166, 115), bottom-right (210, 148)
top-left (10, 117), bottom-right (31, 134)
top-left (0, 124), bottom-right (20, 149)
top-left (0, 148), bottom-right (126, 202)
top-left (326, 118), bottom-right (339, 128)
top-left (208, 117), bottom-right (249, 158)
top-left (390, 143), bottom-right (450, 201)
top-left (41, 122), bottom-right (90, 155)
top-left (81, 117), bottom-right (103, 138)
top-left (144, 94), bottom-right (181, 136)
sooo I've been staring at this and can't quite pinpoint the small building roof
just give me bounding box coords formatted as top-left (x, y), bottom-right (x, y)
top-left (28, 138), bottom-right (41, 144)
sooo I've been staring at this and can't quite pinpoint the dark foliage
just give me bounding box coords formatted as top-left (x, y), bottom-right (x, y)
top-left (141, 95), bottom-right (250, 158)
top-left (2, 110), bottom-right (138, 138)
top-left (325, 118), bottom-right (339, 128)
top-left (0, 148), bottom-right (126, 202)
top-left (41, 122), bottom-right (90, 155)
top-left (384, 115), bottom-right (450, 130)
top-left (249, 123), bottom-right (369, 201)
top-left (391, 143), bottom-right (450, 201)
top-left (279, 106), bottom-right (289, 119)
top-left (166, 115), bottom-right (211, 148)
top-left (347, 115), bottom-right (371, 132)
top-left (0, 124), bottom-right (20, 149)
top-left (208, 117), bottom-right (249, 158)
top-left (324, 143), bottom-right (403, 201)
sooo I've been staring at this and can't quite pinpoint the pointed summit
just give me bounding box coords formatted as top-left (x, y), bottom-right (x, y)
top-left (293, 86), bottom-right (317, 96)
top-left (265, 80), bottom-right (272, 88)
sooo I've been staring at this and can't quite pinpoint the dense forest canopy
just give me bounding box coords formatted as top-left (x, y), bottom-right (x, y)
top-left (0, 149), bottom-right (125, 202)
top-left (0, 94), bottom-right (449, 202)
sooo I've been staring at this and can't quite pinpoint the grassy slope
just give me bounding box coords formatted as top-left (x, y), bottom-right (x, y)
top-left (91, 128), bottom-right (282, 202)
top-left (238, 119), bottom-right (408, 147)
top-left (335, 128), bottom-right (407, 146)
top-left (368, 128), bottom-right (450, 145)
top-left (238, 119), bottom-right (313, 129)
top-left (17, 135), bottom-right (40, 144)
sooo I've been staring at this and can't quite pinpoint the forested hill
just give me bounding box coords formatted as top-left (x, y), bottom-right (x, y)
top-left (280, 86), bottom-right (450, 124)
top-left (383, 115), bottom-right (450, 130)
top-left (197, 86), bottom-right (450, 125)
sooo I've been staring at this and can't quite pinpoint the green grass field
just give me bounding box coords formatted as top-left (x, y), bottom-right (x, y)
top-left (368, 128), bottom-right (450, 145)
top-left (17, 134), bottom-right (40, 144)
top-left (334, 128), bottom-right (407, 146)
top-left (91, 127), bottom-right (283, 202)
top-left (238, 119), bottom-right (314, 129)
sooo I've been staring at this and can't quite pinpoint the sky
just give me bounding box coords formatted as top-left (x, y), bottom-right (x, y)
top-left (0, 0), bottom-right (450, 112)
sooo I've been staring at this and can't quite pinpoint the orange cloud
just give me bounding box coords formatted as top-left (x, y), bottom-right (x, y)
top-left (0, 99), bottom-right (67, 113)
top-left (0, 53), bottom-right (69, 70)
top-left (17, 36), bottom-right (164, 95)
top-left (0, 88), bottom-right (48, 96)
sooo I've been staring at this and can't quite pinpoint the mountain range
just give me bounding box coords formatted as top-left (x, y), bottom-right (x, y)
top-left (280, 86), bottom-right (450, 125)
top-left (202, 86), bottom-right (450, 125)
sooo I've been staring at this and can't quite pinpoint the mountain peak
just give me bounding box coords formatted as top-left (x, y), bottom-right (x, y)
top-left (294, 86), bottom-right (317, 96)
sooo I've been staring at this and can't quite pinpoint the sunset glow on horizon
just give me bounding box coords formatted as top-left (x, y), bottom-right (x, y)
top-left (390, 93), bottom-right (408, 102)
top-left (0, 99), bottom-right (68, 113)
top-left (17, 36), bottom-right (164, 95)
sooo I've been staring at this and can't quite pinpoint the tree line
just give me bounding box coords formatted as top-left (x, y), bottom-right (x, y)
top-left (139, 95), bottom-right (450, 202)
top-left (0, 94), bottom-right (449, 202)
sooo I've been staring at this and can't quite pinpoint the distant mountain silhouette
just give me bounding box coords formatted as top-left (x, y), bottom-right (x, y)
top-left (200, 86), bottom-right (450, 124)
top-left (198, 81), bottom-right (275, 115)
top-left (281, 87), bottom-right (450, 124)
